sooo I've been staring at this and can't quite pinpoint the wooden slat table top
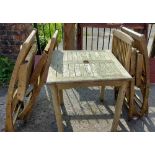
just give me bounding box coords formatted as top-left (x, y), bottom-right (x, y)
top-left (46, 50), bottom-right (132, 84)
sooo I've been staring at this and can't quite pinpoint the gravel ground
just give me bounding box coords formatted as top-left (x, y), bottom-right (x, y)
top-left (1, 84), bottom-right (155, 132)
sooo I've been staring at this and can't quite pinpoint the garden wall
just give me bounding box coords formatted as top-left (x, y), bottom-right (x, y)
top-left (0, 23), bottom-right (33, 60)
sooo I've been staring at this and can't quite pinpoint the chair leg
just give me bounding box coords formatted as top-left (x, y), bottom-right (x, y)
top-left (128, 79), bottom-right (136, 119)
top-left (141, 85), bottom-right (149, 116)
top-left (5, 103), bottom-right (14, 132)
top-left (100, 86), bottom-right (105, 102)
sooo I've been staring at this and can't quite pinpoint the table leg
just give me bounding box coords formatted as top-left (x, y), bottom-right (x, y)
top-left (58, 89), bottom-right (63, 105)
top-left (51, 84), bottom-right (64, 132)
top-left (99, 86), bottom-right (105, 102)
top-left (111, 83), bottom-right (127, 132)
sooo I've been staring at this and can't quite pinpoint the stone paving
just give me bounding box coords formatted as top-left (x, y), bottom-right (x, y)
top-left (0, 84), bottom-right (155, 132)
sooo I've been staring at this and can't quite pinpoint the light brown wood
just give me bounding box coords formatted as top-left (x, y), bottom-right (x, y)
top-left (56, 79), bottom-right (131, 90)
top-left (47, 50), bottom-right (132, 131)
top-left (111, 83), bottom-right (127, 131)
top-left (5, 29), bottom-right (58, 131)
top-left (5, 29), bottom-right (37, 131)
top-left (112, 30), bottom-right (133, 71)
top-left (130, 48), bottom-right (137, 76)
top-left (100, 29), bottom-right (133, 109)
top-left (150, 34), bottom-right (155, 58)
top-left (17, 44), bottom-right (37, 101)
top-left (19, 30), bottom-right (58, 120)
top-left (47, 51), bottom-right (131, 84)
top-left (121, 26), bottom-right (150, 118)
top-left (58, 90), bottom-right (63, 105)
top-left (30, 52), bottom-right (48, 85)
top-left (51, 84), bottom-right (64, 131)
top-left (113, 30), bottom-right (134, 45)
top-left (136, 53), bottom-right (143, 86)
top-left (99, 86), bottom-right (105, 102)
top-left (63, 24), bottom-right (76, 50)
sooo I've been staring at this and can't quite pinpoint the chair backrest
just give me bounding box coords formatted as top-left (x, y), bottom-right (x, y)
top-left (5, 29), bottom-right (58, 131)
top-left (121, 26), bottom-right (150, 87)
top-left (30, 30), bottom-right (58, 87)
top-left (7, 29), bottom-right (37, 102)
top-left (112, 29), bottom-right (134, 71)
top-left (5, 29), bottom-right (37, 131)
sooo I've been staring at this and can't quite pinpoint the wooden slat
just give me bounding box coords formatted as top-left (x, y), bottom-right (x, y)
top-left (30, 52), bottom-right (48, 84)
top-left (63, 64), bottom-right (69, 77)
top-left (79, 63), bottom-right (87, 77)
top-left (68, 63), bottom-right (75, 78)
top-left (113, 29), bottom-right (134, 45)
top-left (17, 44), bottom-right (37, 101)
top-left (90, 63), bottom-right (98, 77)
top-left (46, 51), bottom-right (132, 84)
top-left (136, 53), bottom-right (143, 86)
top-left (84, 63), bottom-right (94, 77)
top-left (11, 89), bottom-right (19, 113)
top-left (13, 103), bottom-right (22, 125)
top-left (56, 64), bottom-right (63, 78)
top-left (63, 23), bottom-right (75, 50)
top-left (6, 29), bottom-right (37, 131)
top-left (74, 64), bottom-right (81, 77)
top-left (72, 51), bottom-right (77, 61)
top-left (130, 48), bottom-right (137, 76)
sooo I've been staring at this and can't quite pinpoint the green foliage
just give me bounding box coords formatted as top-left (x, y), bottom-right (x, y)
top-left (0, 56), bottom-right (14, 86)
top-left (37, 23), bottom-right (63, 50)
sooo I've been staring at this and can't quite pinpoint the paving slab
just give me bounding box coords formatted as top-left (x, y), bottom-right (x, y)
top-left (1, 84), bottom-right (155, 132)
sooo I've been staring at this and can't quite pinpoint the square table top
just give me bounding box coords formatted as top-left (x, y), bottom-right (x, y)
top-left (46, 50), bottom-right (132, 84)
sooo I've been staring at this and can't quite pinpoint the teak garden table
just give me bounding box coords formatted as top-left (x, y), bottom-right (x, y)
top-left (46, 50), bottom-right (132, 131)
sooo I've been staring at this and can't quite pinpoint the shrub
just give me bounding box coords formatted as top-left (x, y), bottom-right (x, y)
top-left (37, 23), bottom-right (63, 50)
top-left (0, 56), bottom-right (14, 86)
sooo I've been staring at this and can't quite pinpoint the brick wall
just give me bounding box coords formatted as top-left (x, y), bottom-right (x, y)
top-left (0, 23), bottom-right (33, 60)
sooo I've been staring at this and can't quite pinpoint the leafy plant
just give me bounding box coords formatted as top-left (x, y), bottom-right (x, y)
top-left (0, 56), bottom-right (14, 86)
top-left (37, 23), bottom-right (63, 50)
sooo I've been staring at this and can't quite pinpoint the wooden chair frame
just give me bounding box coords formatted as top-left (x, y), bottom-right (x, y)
top-left (5, 29), bottom-right (58, 131)
top-left (121, 27), bottom-right (150, 118)
top-left (100, 29), bottom-right (134, 102)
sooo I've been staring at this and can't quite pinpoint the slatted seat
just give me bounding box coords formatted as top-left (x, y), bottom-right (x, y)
top-left (121, 27), bottom-right (150, 118)
top-left (5, 29), bottom-right (58, 131)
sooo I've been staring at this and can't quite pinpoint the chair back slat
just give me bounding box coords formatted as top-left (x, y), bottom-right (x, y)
top-left (121, 26), bottom-right (150, 86)
top-left (112, 29), bottom-right (134, 71)
top-left (17, 44), bottom-right (37, 101)
top-left (30, 30), bottom-right (58, 86)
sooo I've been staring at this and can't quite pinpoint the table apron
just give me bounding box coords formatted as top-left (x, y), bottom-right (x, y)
top-left (50, 79), bottom-right (131, 90)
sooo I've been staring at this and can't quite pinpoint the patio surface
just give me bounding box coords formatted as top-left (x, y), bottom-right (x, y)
top-left (0, 84), bottom-right (155, 132)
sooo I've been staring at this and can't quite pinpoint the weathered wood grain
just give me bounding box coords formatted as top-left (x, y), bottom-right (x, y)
top-left (46, 51), bottom-right (131, 84)
top-left (47, 50), bottom-right (132, 132)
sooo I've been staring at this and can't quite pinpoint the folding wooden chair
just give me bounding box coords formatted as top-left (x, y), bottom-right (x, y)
top-left (5, 29), bottom-right (58, 131)
top-left (100, 29), bottom-right (134, 109)
top-left (121, 27), bottom-right (150, 118)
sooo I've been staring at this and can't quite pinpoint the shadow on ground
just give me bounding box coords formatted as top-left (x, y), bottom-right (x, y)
top-left (1, 85), bottom-right (155, 132)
